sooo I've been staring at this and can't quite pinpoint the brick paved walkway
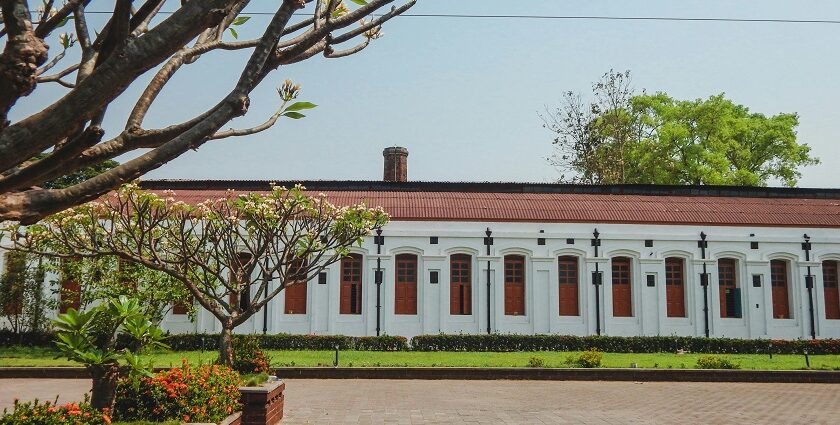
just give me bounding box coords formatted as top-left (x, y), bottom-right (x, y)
top-left (2, 378), bottom-right (839, 424)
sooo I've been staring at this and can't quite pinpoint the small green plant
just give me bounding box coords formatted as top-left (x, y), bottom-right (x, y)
top-left (565, 349), bottom-right (603, 368)
top-left (241, 372), bottom-right (269, 387)
top-left (231, 335), bottom-right (271, 375)
top-left (526, 356), bottom-right (546, 368)
top-left (696, 355), bottom-right (740, 369)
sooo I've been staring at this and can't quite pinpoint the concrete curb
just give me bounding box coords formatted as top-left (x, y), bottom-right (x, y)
top-left (273, 367), bottom-right (840, 383)
top-left (2, 367), bottom-right (838, 383)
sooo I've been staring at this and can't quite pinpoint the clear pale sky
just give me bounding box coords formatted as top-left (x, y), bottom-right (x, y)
top-left (11, 0), bottom-right (840, 186)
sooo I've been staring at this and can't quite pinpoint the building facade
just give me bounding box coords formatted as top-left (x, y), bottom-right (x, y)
top-left (3, 148), bottom-right (840, 340)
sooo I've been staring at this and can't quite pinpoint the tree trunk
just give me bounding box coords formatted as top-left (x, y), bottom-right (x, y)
top-left (89, 363), bottom-right (121, 410)
top-left (218, 325), bottom-right (234, 367)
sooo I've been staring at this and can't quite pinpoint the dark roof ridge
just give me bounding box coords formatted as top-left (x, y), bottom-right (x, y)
top-left (138, 179), bottom-right (840, 199)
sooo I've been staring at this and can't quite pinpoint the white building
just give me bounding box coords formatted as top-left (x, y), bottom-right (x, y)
top-left (4, 147), bottom-right (840, 340)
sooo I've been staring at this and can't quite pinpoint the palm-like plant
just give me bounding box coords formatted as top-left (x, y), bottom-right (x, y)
top-left (53, 296), bottom-right (167, 410)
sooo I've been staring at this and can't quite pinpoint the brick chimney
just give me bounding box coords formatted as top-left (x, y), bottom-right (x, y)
top-left (383, 146), bottom-right (408, 182)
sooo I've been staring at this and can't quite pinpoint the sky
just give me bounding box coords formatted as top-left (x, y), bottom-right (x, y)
top-left (11, 0), bottom-right (840, 186)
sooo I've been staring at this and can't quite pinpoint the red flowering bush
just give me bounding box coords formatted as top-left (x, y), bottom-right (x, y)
top-left (113, 360), bottom-right (240, 423)
top-left (0, 397), bottom-right (111, 425)
top-left (232, 334), bottom-right (272, 375)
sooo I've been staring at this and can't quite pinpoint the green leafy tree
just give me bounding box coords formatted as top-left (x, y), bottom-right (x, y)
top-left (5, 183), bottom-right (388, 366)
top-left (54, 256), bottom-right (194, 325)
top-left (53, 295), bottom-right (167, 410)
top-left (543, 70), bottom-right (819, 186)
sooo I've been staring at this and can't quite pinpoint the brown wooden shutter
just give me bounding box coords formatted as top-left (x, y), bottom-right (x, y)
top-left (504, 255), bottom-right (525, 316)
top-left (58, 258), bottom-right (81, 314)
top-left (558, 256), bottom-right (579, 316)
top-left (611, 257), bottom-right (632, 317)
top-left (228, 252), bottom-right (253, 310)
top-left (394, 254), bottom-right (418, 315)
top-left (718, 258), bottom-right (737, 318)
top-left (770, 260), bottom-right (791, 319)
top-left (450, 254), bottom-right (472, 315)
top-left (284, 258), bottom-right (308, 314)
top-left (665, 257), bottom-right (686, 318)
top-left (1, 252), bottom-right (26, 315)
top-left (173, 298), bottom-right (192, 315)
top-left (823, 260), bottom-right (840, 320)
top-left (340, 254), bottom-right (363, 314)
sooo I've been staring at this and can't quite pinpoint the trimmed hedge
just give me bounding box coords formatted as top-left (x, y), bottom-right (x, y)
top-left (164, 333), bottom-right (409, 351)
top-left (409, 334), bottom-right (840, 355)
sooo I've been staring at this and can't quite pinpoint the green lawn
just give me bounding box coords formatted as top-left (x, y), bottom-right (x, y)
top-left (1, 346), bottom-right (838, 370)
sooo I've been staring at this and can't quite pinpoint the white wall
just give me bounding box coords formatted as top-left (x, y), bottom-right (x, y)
top-left (6, 220), bottom-right (840, 340)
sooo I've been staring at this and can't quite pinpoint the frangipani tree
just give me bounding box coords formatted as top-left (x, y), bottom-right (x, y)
top-left (3, 183), bottom-right (388, 365)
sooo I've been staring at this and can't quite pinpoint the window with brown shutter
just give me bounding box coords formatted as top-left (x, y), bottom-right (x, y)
top-left (718, 258), bottom-right (739, 318)
top-left (284, 258), bottom-right (308, 314)
top-left (823, 260), bottom-right (840, 320)
top-left (558, 256), bottom-right (579, 316)
top-left (770, 259), bottom-right (791, 319)
top-left (394, 254), bottom-right (418, 315)
top-left (173, 299), bottom-right (192, 315)
top-left (504, 255), bottom-right (525, 316)
top-left (1, 252), bottom-right (26, 315)
top-left (340, 254), bottom-right (363, 314)
top-left (450, 254), bottom-right (472, 315)
top-left (59, 258), bottom-right (81, 314)
top-left (229, 253), bottom-right (253, 311)
top-left (665, 257), bottom-right (686, 318)
top-left (611, 257), bottom-right (632, 317)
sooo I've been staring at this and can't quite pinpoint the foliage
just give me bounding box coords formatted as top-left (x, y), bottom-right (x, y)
top-left (232, 335), bottom-right (272, 375)
top-left (0, 251), bottom-right (52, 335)
top-left (5, 182), bottom-right (388, 366)
top-left (52, 296), bottom-right (167, 369)
top-left (526, 356), bottom-right (546, 368)
top-left (565, 349), bottom-right (603, 368)
top-left (0, 0), bottom-right (416, 223)
top-left (113, 361), bottom-right (241, 424)
top-left (0, 396), bottom-right (111, 425)
top-left (542, 70), bottom-right (818, 186)
top-left (408, 334), bottom-right (840, 355)
top-left (696, 355), bottom-right (740, 369)
top-left (52, 296), bottom-right (167, 409)
top-left (48, 256), bottom-right (194, 325)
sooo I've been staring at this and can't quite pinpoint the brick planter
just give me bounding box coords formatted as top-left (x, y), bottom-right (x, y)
top-left (186, 411), bottom-right (242, 425)
top-left (239, 379), bottom-right (285, 425)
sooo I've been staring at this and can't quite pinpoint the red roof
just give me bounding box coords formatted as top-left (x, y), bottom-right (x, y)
top-left (142, 181), bottom-right (840, 228)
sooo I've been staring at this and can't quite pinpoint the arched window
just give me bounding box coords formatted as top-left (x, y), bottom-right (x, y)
top-left (665, 257), bottom-right (686, 318)
top-left (770, 259), bottom-right (792, 319)
top-left (59, 258), bottom-right (81, 314)
top-left (611, 257), bottom-right (632, 317)
top-left (822, 260), bottom-right (839, 320)
top-left (717, 258), bottom-right (741, 318)
top-left (558, 256), bottom-right (579, 316)
top-left (1, 252), bottom-right (27, 315)
top-left (394, 254), bottom-right (418, 315)
top-left (284, 257), bottom-right (308, 315)
top-left (229, 252), bottom-right (253, 311)
top-left (340, 254), bottom-right (363, 314)
top-left (504, 255), bottom-right (526, 316)
top-left (450, 254), bottom-right (472, 315)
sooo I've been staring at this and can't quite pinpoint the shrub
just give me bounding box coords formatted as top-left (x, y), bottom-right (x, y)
top-left (526, 356), bottom-right (546, 368)
top-left (113, 361), bottom-right (241, 423)
top-left (0, 397), bottom-right (110, 425)
top-left (696, 355), bottom-right (740, 369)
top-left (232, 335), bottom-right (271, 375)
top-left (565, 349), bottom-right (603, 368)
